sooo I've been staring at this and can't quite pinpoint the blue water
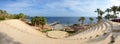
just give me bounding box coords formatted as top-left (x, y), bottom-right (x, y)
top-left (45, 17), bottom-right (97, 25)
top-left (27, 17), bottom-right (98, 25)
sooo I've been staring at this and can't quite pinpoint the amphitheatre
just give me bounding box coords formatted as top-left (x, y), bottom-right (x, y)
top-left (0, 19), bottom-right (120, 44)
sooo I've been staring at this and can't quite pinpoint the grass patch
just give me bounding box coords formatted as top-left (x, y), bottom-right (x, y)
top-left (66, 31), bottom-right (75, 35)
top-left (41, 29), bottom-right (52, 33)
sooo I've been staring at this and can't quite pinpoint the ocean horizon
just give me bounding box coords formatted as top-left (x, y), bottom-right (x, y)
top-left (28, 17), bottom-right (98, 25)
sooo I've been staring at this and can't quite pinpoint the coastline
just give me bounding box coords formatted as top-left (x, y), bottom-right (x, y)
top-left (26, 17), bottom-right (98, 26)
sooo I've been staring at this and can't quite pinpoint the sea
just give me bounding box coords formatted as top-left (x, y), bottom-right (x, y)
top-left (27, 17), bottom-right (98, 26)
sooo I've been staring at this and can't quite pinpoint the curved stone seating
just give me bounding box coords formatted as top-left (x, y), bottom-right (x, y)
top-left (88, 22), bottom-right (105, 38)
top-left (52, 20), bottom-right (112, 43)
top-left (79, 22), bottom-right (110, 42)
top-left (86, 32), bottom-right (111, 42)
top-left (92, 32), bottom-right (112, 44)
top-left (90, 21), bottom-right (111, 38)
top-left (104, 21), bottom-right (111, 32)
top-left (96, 22), bottom-right (106, 35)
top-left (69, 26), bottom-right (98, 39)
top-left (65, 21), bottom-right (110, 41)
top-left (81, 22), bottom-right (103, 38)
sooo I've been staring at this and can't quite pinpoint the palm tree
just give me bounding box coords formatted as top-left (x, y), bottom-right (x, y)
top-left (40, 17), bottom-right (46, 29)
top-left (95, 8), bottom-right (104, 22)
top-left (99, 10), bottom-right (104, 18)
top-left (111, 6), bottom-right (118, 18)
top-left (105, 8), bottom-right (111, 14)
top-left (95, 8), bottom-right (101, 16)
top-left (97, 16), bottom-right (102, 22)
top-left (104, 14), bottom-right (111, 20)
top-left (31, 16), bottom-right (46, 29)
top-left (79, 17), bottom-right (85, 25)
top-left (117, 6), bottom-right (120, 12)
top-left (110, 15), bottom-right (115, 19)
top-left (89, 17), bottom-right (94, 24)
top-left (117, 6), bottom-right (120, 17)
top-left (31, 16), bottom-right (41, 27)
top-left (105, 8), bottom-right (111, 20)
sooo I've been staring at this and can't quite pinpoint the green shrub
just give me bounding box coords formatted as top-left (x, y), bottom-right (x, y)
top-left (0, 17), bottom-right (5, 20)
top-left (66, 31), bottom-right (75, 35)
top-left (66, 31), bottom-right (75, 33)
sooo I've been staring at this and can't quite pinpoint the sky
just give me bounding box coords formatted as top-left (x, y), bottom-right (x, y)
top-left (0, 0), bottom-right (120, 17)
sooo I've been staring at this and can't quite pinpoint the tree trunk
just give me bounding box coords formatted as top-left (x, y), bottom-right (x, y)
top-left (114, 11), bottom-right (117, 19)
top-left (41, 25), bottom-right (44, 29)
top-left (35, 23), bottom-right (37, 27)
top-left (82, 21), bottom-right (84, 25)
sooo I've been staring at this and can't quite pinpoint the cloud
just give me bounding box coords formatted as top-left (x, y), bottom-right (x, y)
top-left (6, 2), bottom-right (33, 8)
top-left (109, 0), bottom-right (120, 6)
top-left (0, 0), bottom-right (120, 17)
top-left (43, 0), bottom-right (100, 16)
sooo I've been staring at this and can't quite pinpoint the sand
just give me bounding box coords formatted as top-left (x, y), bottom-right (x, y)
top-left (47, 31), bottom-right (68, 38)
top-left (0, 19), bottom-right (120, 44)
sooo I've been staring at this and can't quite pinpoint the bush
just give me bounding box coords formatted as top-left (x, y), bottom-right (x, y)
top-left (66, 31), bottom-right (75, 33)
top-left (0, 17), bottom-right (5, 20)
top-left (66, 31), bottom-right (75, 35)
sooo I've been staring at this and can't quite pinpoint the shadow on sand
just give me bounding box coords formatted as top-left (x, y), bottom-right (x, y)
top-left (0, 32), bottom-right (22, 44)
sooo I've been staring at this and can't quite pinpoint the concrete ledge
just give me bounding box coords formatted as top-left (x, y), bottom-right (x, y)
top-left (112, 30), bottom-right (120, 32)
